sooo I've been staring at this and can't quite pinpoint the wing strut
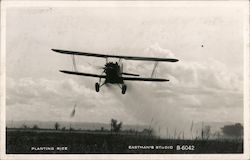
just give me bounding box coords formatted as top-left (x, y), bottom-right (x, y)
top-left (71, 54), bottom-right (78, 72)
top-left (151, 62), bottom-right (159, 78)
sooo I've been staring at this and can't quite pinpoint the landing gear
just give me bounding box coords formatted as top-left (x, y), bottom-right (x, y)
top-left (121, 84), bottom-right (127, 94)
top-left (95, 77), bottom-right (105, 93)
top-left (96, 81), bottom-right (127, 94)
top-left (95, 78), bottom-right (105, 93)
top-left (95, 83), bottom-right (100, 92)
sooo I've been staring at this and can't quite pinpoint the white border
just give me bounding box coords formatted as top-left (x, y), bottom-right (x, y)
top-left (0, 1), bottom-right (249, 160)
top-left (0, 1), bottom-right (7, 159)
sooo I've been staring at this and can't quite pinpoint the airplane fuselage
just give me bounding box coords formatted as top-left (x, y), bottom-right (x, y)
top-left (104, 62), bottom-right (124, 84)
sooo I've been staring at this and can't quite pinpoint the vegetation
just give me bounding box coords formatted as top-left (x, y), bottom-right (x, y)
top-left (6, 128), bottom-right (243, 154)
top-left (221, 123), bottom-right (243, 138)
top-left (6, 121), bottom-right (244, 154)
top-left (22, 124), bottom-right (28, 129)
top-left (54, 122), bottom-right (60, 130)
top-left (32, 124), bottom-right (39, 130)
top-left (110, 119), bottom-right (122, 133)
top-left (201, 125), bottom-right (211, 140)
top-left (61, 127), bottom-right (66, 131)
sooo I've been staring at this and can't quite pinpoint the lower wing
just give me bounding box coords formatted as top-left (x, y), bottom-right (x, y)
top-left (122, 77), bottom-right (169, 82)
top-left (60, 70), bottom-right (106, 78)
top-left (60, 70), bottom-right (168, 82)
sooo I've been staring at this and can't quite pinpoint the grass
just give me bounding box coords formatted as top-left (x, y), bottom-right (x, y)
top-left (6, 129), bottom-right (243, 154)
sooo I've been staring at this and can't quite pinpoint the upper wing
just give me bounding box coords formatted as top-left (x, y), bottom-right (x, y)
top-left (122, 77), bottom-right (169, 82)
top-left (52, 49), bottom-right (178, 62)
top-left (60, 70), bottom-right (106, 78)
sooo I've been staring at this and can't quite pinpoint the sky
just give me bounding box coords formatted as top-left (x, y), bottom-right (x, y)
top-left (5, 2), bottom-right (246, 136)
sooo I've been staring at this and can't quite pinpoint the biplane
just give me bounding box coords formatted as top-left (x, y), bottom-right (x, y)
top-left (52, 49), bottom-right (178, 94)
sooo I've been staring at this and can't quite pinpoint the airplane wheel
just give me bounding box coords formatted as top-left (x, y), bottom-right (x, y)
top-left (95, 83), bottom-right (100, 92)
top-left (122, 84), bottom-right (127, 94)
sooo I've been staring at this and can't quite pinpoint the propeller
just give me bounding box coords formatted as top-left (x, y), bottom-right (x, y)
top-left (87, 62), bottom-right (139, 76)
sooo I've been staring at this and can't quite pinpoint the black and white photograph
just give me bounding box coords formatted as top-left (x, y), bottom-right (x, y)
top-left (1, 1), bottom-right (249, 159)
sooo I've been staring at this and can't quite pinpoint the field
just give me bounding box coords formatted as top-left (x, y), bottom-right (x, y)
top-left (6, 128), bottom-right (243, 154)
